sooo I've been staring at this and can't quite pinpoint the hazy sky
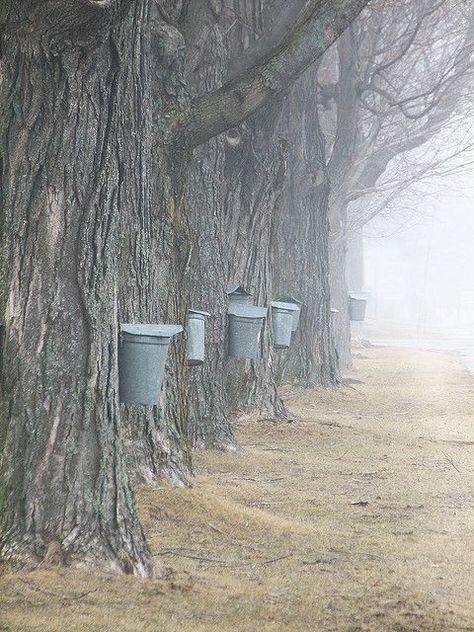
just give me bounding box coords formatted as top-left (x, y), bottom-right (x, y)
top-left (364, 175), bottom-right (474, 327)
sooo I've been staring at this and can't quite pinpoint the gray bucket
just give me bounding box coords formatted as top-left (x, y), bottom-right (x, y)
top-left (348, 295), bottom-right (367, 322)
top-left (227, 305), bottom-right (267, 359)
top-left (119, 324), bottom-right (183, 405)
top-left (330, 308), bottom-right (339, 315)
top-left (226, 283), bottom-right (253, 306)
top-left (271, 301), bottom-right (299, 349)
top-left (277, 296), bottom-right (303, 332)
top-left (187, 309), bottom-right (210, 367)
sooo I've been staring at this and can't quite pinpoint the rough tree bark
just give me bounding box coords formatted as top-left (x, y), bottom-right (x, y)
top-left (223, 97), bottom-right (288, 418)
top-left (184, 0), bottom-right (371, 147)
top-left (220, 1), bottom-right (287, 419)
top-left (187, 1), bottom-right (290, 442)
top-left (185, 1), bottom-right (236, 449)
top-left (273, 65), bottom-right (337, 387)
top-left (0, 0), bottom-right (164, 574)
top-left (117, 3), bottom-right (192, 487)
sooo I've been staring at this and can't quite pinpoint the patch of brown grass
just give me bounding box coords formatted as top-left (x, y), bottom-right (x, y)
top-left (2, 347), bottom-right (474, 631)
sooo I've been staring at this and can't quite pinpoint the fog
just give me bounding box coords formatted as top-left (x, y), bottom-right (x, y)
top-left (364, 182), bottom-right (474, 332)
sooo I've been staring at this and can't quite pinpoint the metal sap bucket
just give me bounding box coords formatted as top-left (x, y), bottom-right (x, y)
top-left (226, 283), bottom-right (253, 306)
top-left (227, 305), bottom-right (267, 359)
top-left (330, 308), bottom-right (339, 316)
top-left (119, 324), bottom-right (183, 405)
top-left (187, 309), bottom-right (210, 367)
top-left (276, 296), bottom-right (303, 332)
top-left (348, 295), bottom-right (367, 322)
top-left (271, 301), bottom-right (299, 349)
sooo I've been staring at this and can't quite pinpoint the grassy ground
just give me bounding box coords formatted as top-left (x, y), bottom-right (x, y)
top-left (2, 346), bottom-right (474, 631)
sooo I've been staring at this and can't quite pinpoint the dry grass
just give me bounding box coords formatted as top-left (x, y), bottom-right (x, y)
top-left (2, 347), bottom-right (474, 631)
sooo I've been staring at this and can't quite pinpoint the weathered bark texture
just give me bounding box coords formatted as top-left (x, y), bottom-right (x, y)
top-left (187, 1), bottom-right (288, 443)
top-left (185, 1), bottom-right (236, 449)
top-left (223, 97), bottom-right (288, 418)
top-left (273, 66), bottom-right (337, 387)
top-left (117, 3), bottom-right (192, 486)
top-left (185, 0), bottom-right (371, 147)
top-left (0, 0), bottom-right (191, 573)
top-left (220, 2), bottom-right (287, 419)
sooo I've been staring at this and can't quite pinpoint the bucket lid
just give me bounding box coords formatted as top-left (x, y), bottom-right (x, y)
top-left (188, 308), bottom-right (210, 317)
top-left (121, 323), bottom-right (183, 338)
top-left (271, 301), bottom-right (299, 312)
top-left (349, 294), bottom-right (367, 302)
top-left (277, 296), bottom-right (303, 306)
top-left (228, 305), bottom-right (267, 319)
top-left (330, 308), bottom-right (340, 314)
top-left (226, 283), bottom-right (252, 297)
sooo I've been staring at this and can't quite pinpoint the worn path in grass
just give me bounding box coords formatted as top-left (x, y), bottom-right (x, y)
top-left (2, 347), bottom-right (474, 631)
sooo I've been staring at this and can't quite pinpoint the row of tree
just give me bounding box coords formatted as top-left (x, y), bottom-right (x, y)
top-left (0, 0), bottom-right (472, 576)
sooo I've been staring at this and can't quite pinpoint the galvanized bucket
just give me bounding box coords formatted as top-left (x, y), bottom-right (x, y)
top-left (119, 324), bottom-right (183, 405)
top-left (227, 305), bottom-right (267, 359)
top-left (348, 295), bottom-right (367, 322)
top-left (226, 283), bottom-right (253, 306)
top-left (187, 309), bottom-right (210, 367)
top-left (277, 296), bottom-right (303, 332)
top-left (271, 301), bottom-right (299, 349)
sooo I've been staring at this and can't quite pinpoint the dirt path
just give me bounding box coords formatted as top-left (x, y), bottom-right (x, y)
top-left (2, 347), bottom-right (474, 631)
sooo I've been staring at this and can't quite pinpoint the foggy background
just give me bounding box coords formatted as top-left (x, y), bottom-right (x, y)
top-left (361, 175), bottom-right (474, 332)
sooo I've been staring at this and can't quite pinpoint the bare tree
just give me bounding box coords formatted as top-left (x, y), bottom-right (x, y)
top-left (318, 0), bottom-right (474, 365)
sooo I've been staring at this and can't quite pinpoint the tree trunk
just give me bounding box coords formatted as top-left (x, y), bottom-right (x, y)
top-left (273, 67), bottom-right (337, 387)
top-left (329, 208), bottom-right (352, 369)
top-left (185, 1), bottom-right (236, 449)
top-left (0, 0), bottom-right (190, 574)
top-left (187, 1), bottom-right (288, 438)
top-left (218, 1), bottom-right (288, 419)
top-left (223, 97), bottom-right (288, 418)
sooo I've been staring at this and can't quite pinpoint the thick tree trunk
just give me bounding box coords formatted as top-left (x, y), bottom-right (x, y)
top-left (223, 98), bottom-right (288, 418)
top-left (324, 28), bottom-right (358, 370)
top-left (117, 4), bottom-right (192, 487)
top-left (187, 1), bottom-right (287, 439)
top-left (185, 1), bottom-right (236, 449)
top-left (219, 1), bottom-right (287, 419)
top-left (0, 1), bottom-right (190, 573)
top-left (273, 67), bottom-right (337, 387)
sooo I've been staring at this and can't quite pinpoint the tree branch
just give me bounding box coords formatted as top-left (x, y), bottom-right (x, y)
top-left (182, 0), bottom-right (370, 148)
top-left (228, 0), bottom-right (315, 77)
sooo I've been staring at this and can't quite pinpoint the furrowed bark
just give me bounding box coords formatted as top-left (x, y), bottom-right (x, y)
top-left (329, 224), bottom-right (352, 369)
top-left (0, 0), bottom-right (191, 573)
top-left (117, 3), bottom-right (192, 486)
top-left (185, 1), bottom-right (236, 449)
top-left (187, 0), bottom-right (288, 438)
top-left (223, 96), bottom-right (288, 418)
top-left (273, 65), bottom-right (337, 387)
